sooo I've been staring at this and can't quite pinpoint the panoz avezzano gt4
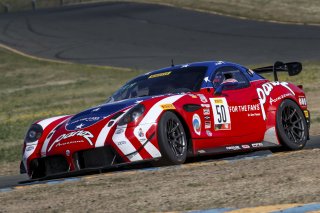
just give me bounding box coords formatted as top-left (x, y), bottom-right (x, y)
top-left (21, 61), bottom-right (310, 179)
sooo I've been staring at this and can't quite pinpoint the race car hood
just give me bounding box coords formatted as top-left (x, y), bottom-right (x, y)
top-left (41, 96), bottom-right (152, 156)
top-left (67, 96), bottom-right (157, 130)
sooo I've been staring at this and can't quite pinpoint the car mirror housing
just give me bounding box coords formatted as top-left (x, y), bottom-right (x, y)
top-left (214, 79), bottom-right (239, 95)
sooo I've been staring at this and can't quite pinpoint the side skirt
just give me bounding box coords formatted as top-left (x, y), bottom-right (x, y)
top-left (195, 141), bottom-right (280, 156)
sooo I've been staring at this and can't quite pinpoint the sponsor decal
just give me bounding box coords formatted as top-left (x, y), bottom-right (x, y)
top-left (68, 117), bottom-right (101, 125)
top-left (192, 114), bottom-right (201, 136)
top-left (304, 110), bottom-right (309, 118)
top-left (215, 123), bottom-right (231, 131)
top-left (188, 94), bottom-right (198, 99)
top-left (203, 108), bottom-right (210, 115)
top-left (201, 104), bottom-right (210, 108)
top-left (256, 81), bottom-right (295, 120)
top-left (205, 121), bottom-right (211, 129)
top-left (56, 140), bottom-right (84, 147)
top-left (66, 150), bottom-right (70, 156)
top-left (226, 146), bottom-right (241, 151)
top-left (115, 128), bottom-right (124, 134)
top-left (48, 130), bottom-right (94, 152)
top-left (229, 104), bottom-right (260, 113)
top-left (198, 150), bottom-right (206, 154)
top-left (204, 116), bottom-right (211, 120)
top-left (213, 99), bottom-right (223, 104)
top-left (91, 108), bottom-right (100, 112)
top-left (242, 145), bottom-right (250, 149)
top-left (26, 145), bottom-right (34, 152)
top-left (206, 130), bottom-right (212, 137)
top-left (252, 143), bottom-right (263, 148)
top-left (269, 93), bottom-right (294, 105)
top-left (215, 61), bottom-right (224, 65)
top-left (299, 97), bottom-right (307, 106)
top-left (148, 71), bottom-right (171, 79)
top-left (160, 103), bottom-right (176, 110)
top-left (197, 94), bottom-right (208, 103)
top-left (210, 98), bottom-right (231, 131)
top-left (151, 94), bottom-right (166, 99)
top-left (138, 128), bottom-right (144, 137)
top-left (248, 113), bottom-right (261, 117)
top-left (66, 116), bottom-right (103, 130)
top-left (117, 141), bottom-right (126, 146)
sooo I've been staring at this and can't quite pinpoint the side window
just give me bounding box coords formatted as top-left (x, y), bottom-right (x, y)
top-left (211, 66), bottom-right (250, 90)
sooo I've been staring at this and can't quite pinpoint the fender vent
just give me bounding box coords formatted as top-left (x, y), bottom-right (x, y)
top-left (183, 104), bottom-right (202, 112)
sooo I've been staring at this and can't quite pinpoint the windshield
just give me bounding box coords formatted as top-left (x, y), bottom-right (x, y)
top-left (107, 66), bottom-right (207, 102)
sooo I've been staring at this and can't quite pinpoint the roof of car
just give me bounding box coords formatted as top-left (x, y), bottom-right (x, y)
top-left (149, 61), bottom-right (241, 74)
top-left (131, 61), bottom-right (264, 84)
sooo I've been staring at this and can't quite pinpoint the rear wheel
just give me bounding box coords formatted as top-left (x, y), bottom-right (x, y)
top-left (157, 111), bottom-right (187, 165)
top-left (276, 99), bottom-right (307, 150)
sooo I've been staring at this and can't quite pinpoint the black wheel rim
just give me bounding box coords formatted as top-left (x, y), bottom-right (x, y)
top-left (281, 105), bottom-right (305, 144)
top-left (166, 118), bottom-right (186, 157)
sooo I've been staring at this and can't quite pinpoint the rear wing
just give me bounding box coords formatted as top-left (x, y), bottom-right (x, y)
top-left (252, 61), bottom-right (302, 81)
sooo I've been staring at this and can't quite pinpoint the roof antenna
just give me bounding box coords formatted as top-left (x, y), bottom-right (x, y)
top-left (171, 59), bottom-right (174, 67)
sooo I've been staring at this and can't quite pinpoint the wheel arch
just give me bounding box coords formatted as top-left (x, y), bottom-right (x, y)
top-left (265, 96), bottom-right (300, 120)
top-left (167, 110), bottom-right (194, 157)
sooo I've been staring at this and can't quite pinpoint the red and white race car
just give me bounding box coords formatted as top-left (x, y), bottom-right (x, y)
top-left (21, 61), bottom-right (310, 179)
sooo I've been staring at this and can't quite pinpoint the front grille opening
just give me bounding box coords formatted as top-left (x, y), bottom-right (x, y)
top-left (29, 155), bottom-right (69, 179)
top-left (44, 155), bottom-right (69, 175)
top-left (75, 146), bottom-right (123, 169)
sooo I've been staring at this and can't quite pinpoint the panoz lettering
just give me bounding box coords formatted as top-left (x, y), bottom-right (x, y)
top-left (48, 130), bottom-right (94, 152)
top-left (256, 82), bottom-right (295, 120)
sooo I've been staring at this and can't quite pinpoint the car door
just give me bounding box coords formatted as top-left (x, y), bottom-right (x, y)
top-left (208, 65), bottom-right (265, 145)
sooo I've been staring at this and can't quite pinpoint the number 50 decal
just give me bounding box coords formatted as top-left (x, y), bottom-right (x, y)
top-left (210, 98), bottom-right (231, 130)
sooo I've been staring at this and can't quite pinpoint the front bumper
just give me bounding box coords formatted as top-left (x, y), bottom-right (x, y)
top-left (19, 157), bottom-right (155, 184)
top-left (24, 145), bottom-right (124, 179)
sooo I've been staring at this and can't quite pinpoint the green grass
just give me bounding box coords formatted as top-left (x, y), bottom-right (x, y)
top-left (1, 0), bottom-right (320, 25)
top-left (0, 48), bottom-right (143, 162)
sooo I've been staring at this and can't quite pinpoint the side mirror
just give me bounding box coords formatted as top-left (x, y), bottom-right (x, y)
top-left (214, 79), bottom-right (239, 95)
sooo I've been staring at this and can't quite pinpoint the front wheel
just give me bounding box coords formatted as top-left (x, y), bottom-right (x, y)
top-left (276, 99), bottom-right (308, 150)
top-left (157, 111), bottom-right (187, 165)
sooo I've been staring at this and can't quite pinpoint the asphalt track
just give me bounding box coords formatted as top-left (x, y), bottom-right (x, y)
top-left (0, 135), bottom-right (319, 190)
top-left (0, 2), bottom-right (320, 70)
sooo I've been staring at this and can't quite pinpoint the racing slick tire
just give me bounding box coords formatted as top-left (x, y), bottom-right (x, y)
top-left (156, 111), bottom-right (187, 165)
top-left (276, 99), bottom-right (308, 150)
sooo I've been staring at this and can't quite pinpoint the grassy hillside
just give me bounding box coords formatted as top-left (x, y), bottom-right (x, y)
top-left (1, 0), bottom-right (320, 25)
top-left (0, 48), bottom-right (142, 165)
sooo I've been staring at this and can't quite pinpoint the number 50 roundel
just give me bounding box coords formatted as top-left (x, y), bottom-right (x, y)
top-left (210, 98), bottom-right (231, 131)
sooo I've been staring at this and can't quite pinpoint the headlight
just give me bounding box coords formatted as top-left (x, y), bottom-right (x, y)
top-left (25, 124), bottom-right (43, 143)
top-left (118, 104), bottom-right (145, 126)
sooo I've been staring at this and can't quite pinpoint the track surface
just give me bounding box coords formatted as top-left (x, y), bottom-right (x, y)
top-left (0, 136), bottom-right (319, 190)
top-left (0, 2), bottom-right (320, 69)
